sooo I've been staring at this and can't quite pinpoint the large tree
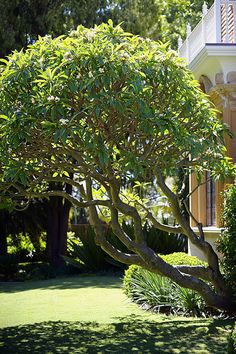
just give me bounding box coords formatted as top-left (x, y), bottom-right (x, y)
top-left (109, 0), bottom-right (215, 48)
top-left (0, 23), bottom-right (235, 312)
top-left (0, 0), bottom-right (109, 57)
top-left (0, 0), bottom-right (215, 58)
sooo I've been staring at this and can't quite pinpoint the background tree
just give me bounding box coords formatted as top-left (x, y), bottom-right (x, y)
top-left (0, 0), bottom-right (214, 58)
top-left (0, 0), bottom-right (109, 57)
top-left (0, 24), bottom-right (234, 312)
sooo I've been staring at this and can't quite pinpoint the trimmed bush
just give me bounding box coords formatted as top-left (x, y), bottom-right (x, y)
top-left (161, 252), bottom-right (206, 266)
top-left (123, 252), bottom-right (207, 316)
top-left (123, 264), bottom-right (142, 299)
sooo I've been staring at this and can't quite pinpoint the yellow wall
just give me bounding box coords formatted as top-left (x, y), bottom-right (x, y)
top-left (189, 80), bottom-right (236, 229)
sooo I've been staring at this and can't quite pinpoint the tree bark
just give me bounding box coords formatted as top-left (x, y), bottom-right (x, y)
top-left (46, 192), bottom-right (71, 267)
top-left (0, 212), bottom-right (8, 256)
top-left (85, 176), bottom-right (236, 314)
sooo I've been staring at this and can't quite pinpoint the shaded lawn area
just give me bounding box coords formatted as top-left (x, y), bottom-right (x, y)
top-left (0, 275), bottom-right (233, 353)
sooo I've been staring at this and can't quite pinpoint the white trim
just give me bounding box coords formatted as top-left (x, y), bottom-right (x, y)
top-left (188, 44), bottom-right (236, 72)
top-left (192, 226), bottom-right (222, 235)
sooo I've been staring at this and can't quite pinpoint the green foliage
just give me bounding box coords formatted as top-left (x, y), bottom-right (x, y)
top-left (67, 227), bottom-right (116, 271)
top-left (227, 324), bottom-right (236, 354)
top-left (125, 222), bottom-right (187, 255)
top-left (128, 269), bottom-right (173, 309)
top-left (171, 283), bottom-right (205, 316)
top-left (110, 0), bottom-right (214, 48)
top-left (7, 230), bottom-right (46, 262)
top-left (0, 23), bottom-right (231, 191)
top-left (0, 0), bottom-right (109, 57)
top-left (0, 0), bottom-right (215, 59)
top-left (161, 252), bottom-right (206, 266)
top-left (123, 253), bottom-right (207, 316)
top-left (0, 199), bottom-right (47, 260)
top-left (123, 264), bottom-right (141, 298)
top-left (7, 233), bottom-right (36, 260)
top-left (217, 185), bottom-right (236, 298)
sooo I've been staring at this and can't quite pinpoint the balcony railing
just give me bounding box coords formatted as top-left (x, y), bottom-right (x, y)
top-left (179, 0), bottom-right (236, 64)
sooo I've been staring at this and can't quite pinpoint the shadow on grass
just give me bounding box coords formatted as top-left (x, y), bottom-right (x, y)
top-left (0, 316), bottom-right (232, 354)
top-left (0, 275), bottom-right (123, 293)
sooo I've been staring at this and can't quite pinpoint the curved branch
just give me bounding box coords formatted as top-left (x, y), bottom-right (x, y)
top-left (154, 167), bottom-right (229, 294)
top-left (141, 205), bottom-right (183, 233)
top-left (85, 178), bottom-right (145, 266)
top-left (109, 178), bottom-right (145, 244)
top-left (110, 206), bottom-right (137, 252)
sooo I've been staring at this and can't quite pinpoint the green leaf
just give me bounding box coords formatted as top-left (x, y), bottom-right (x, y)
top-left (0, 115), bottom-right (9, 120)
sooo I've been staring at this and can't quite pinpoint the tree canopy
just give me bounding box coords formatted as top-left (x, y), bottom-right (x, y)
top-left (0, 23), bottom-right (235, 312)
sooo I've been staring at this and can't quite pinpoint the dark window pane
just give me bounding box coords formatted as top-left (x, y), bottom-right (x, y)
top-left (206, 171), bottom-right (216, 226)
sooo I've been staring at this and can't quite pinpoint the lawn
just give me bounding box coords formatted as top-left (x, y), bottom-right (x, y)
top-left (0, 275), bottom-right (233, 353)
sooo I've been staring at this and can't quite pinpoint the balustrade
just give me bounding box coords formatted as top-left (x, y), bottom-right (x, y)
top-left (179, 0), bottom-right (236, 64)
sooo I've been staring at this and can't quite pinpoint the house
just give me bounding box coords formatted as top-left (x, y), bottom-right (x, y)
top-left (178, 0), bottom-right (236, 260)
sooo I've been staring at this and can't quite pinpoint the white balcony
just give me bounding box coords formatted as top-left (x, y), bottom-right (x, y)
top-left (179, 0), bottom-right (236, 65)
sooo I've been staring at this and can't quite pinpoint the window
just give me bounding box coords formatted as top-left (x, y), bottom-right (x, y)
top-left (206, 171), bottom-right (216, 226)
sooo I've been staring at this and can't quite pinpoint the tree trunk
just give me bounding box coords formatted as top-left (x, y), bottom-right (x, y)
top-left (46, 193), bottom-right (71, 267)
top-left (0, 230), bottom-right (8, 256)
top-left (0, 212), bottom-right (8, 256)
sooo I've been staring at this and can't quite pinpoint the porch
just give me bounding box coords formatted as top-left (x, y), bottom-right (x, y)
top-left (179, 0), bottom-right (236, 66)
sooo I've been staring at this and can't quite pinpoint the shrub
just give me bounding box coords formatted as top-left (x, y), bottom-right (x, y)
top-left (170, 283), bottom-right (205, 316)
top-left (17, 262), bottom-right (56, 280)
top-left (123, 252), bottom-right (207, 316)
top-left (128, 269), bottom-right (173, 310)
top-left (0, 254), bottom-right (18, 280)
top-left (124, 222), bottom-right (187, 255)
top-left (67, 226), bottom-right (110, 271)
top-left (161, 252), bottom-right (206, 266)
top-left (7, 232), bottom-right (46, 262)
top-left (217, 185), bottom-right (236, 299)
top-left (67, 226), bottom-right (126, 271)
top-left (123, 264), bottom-right (141, 298)
top-left (227, 324), bottom-right (236, 354)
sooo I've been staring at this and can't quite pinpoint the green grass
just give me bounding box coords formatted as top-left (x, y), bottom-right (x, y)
top-left (0, 275), bottom-right (234, 353)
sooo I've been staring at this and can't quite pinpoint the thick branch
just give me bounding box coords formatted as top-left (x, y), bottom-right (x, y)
top-left (85, 178), bottom-right (145, 266)
top-left (175, 265), bottom-right (211, 281)
top-left (109, 178), bottom-right (145, 244)
top-left (154, 167), bottom-right (228, 294)
top-left (110, 206), bottom-right (137, 252)
top-left (134, 245), bottom-right (235, 312)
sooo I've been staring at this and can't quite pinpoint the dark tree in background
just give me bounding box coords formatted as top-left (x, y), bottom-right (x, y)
top-left (0, 0), bottom-right (109, 57)
top-left (0, 0), bottom-right (215, 58)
